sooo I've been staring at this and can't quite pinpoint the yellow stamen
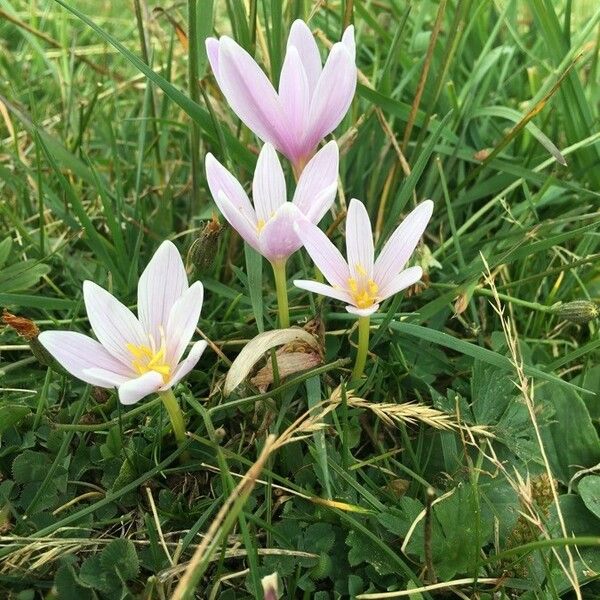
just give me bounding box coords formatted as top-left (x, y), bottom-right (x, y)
top-left (256, 219), bottom-right (266, 233)
top-left (347, 277), bottom-right (379, 309)
top-left (126, 338), bottom-right (171, 384)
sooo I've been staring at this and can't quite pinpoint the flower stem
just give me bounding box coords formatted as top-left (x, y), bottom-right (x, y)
top-left (352, 316), bottom-right (371, 380)
top-left (272, 260), bottom-right (290, 328)
top-left (159, 389), bottom-right (187, 448)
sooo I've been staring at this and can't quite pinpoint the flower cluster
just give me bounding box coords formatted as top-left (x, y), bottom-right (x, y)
top-left (39, 19), bottom-right (433, 438)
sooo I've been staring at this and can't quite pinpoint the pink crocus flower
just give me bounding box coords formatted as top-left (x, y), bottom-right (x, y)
top-left (294, 199), bottom-right (433, 316)
top-left (205, 141), bottom-right (339, 264)
top-left (39, 241), bottom-right (207, 406)
top-left (206, 20), bottom-right (356, 174)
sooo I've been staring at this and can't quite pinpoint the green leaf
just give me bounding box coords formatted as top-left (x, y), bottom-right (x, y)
top-left (538, 386), bottom-right (600, 484)
top-left (0, 405), bottom-right (30, 433)
top-left (0, 238), bottom-right (11, 268)
top-left (101, 538), bottom-right (140, 581)
top-left (0, 260), bottom-right (49, 292)
top-left (579, 476), bottom-right (600, 520)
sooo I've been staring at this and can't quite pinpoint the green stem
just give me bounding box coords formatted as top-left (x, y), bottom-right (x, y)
top-left (272, 260), bottom-right (290, 328)
top-left (159, 389), bottom-right (187, 447)
top-left (352, 316), bottom-right (371, 380)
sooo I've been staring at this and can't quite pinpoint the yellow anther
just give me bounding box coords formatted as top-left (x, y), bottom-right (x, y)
top-left (346, 277), bottom-right (379, 309)
top-left (126, 340), bottom-right (171, 383)
top-left (256, 219), bottom-right (266, 233)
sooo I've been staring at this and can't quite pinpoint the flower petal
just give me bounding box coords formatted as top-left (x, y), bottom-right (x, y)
top-left (279, 46), bottom-right (310, 152)
top-left (165, 281), bottom-right (204, 366)
top-left (216, 190), bottom-right (261, 252)
top-left (341, 25), bottom-right (356, 60)
top-left (84, 281), bottom-right (146, 366)
top-left (287, 20), bottom-right (322, 94)
top-left (137, 241), bottom-right (188, 343)
top-left (294, 221), bottom-right (349, 288)
top-left (378, 266), bottom-right (423, 301)
top-left (346, 199), bottom-right (374, 279)
top-left (374, 200), bottom-right (433, 285)
top-left (161, 340), bottom-right (208, 390)
top-left (259, 203), bottom-right (304, 262)
top-left (346, 304), bottom-right (380, 317)
top-left (205, 38), bottom-right (221, 83)
top-left (252, 143), bottom-right (287, 224)
top-left (82, 368), bottom-right (131, 388)
top-left (293, 140), bottom-right (338, 223)
top-left (118, 371), bottom-right (164, 406)
top-left (206, 153), bottom-right (256, 222)
top-left (218, 37), bottom-right (290, 154)
top-left (293, 279), bottom-right (352, 304)
top-left (38, 330), bottom-right (133, 387)
top-left (305, 42), bottom-right (356, 150)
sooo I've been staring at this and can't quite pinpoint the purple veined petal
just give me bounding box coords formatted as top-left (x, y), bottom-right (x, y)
top-left (215, 190), bottom-right (261, 252)
top-left (118, 371), bottom-right (164, 405)
top-left (287, 20), bottom-right (322, 94)
top-left (258, 203), bottom-right (304, 262)
top-left (205, 153), bottom-right (256, 222)
top-left (161, 340), bottom-right (208, 390)
top-left (378, 266), bottom-right (423, 301)
top-left (293, 140), bottom-right (338, 222)
top-left (82, 367), bottom-right (131, 388)
top-left (83, 281), bottom-right (147, 366)
top-left (346, 304), bottom-right (380, 317)
top-left (293, 279), bottom-right (353, 304)
top-left (346, 199), bottom-right (375, 279)
top-left (341, 25), bottom-right (356, 61)
top-left (373, 200), bottom-right (433, 286)
top-left (218, 37), bottom-right (291, 155)
top-left (252, 143), bottom-right (287, 225)
top-left (165, 281), bottom-right (204, 366)
top-left (294, 221), bottom-right (349, 288)
top-left (278, 46), bottom-right (310, 159)
top-left (38, 330), bottom-right (134, 387)
top-left (305, 42), bottom-right (356, 151)
top-left (205, 38), bottom-right (221, 84)
top-left (137, 241), bottom-right (188, 343)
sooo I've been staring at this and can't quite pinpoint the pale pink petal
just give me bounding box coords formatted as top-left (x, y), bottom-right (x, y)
top-left (346, 304), bottom-right (379, 317)
top-left (287, 20), bottom-right (322, 94)
top-left (161, 341), bottom-right (208, 390)
top-left (305, 43), bottom-right (356, 150)
top-left (215, 190), bottom-right (261, 252)
top-left (82, 367), bottom-right (131, 388)
top-left (137, 241), bottom-right (188, 343)
top-left (205, 153), bottom-right (256, 222)
top-left (374, 200), bottom-right (433, 285)
top-left (341, 25), bottom-right (356, 60)
top-left (279, 46), bottom-right (310, 153)
top-left (293, 140), bottom-right (338, 223)
top-left (118, 371), bottom-right (164, 405)
top-left (294, 221), bottom-right (349, 288)
top-left (293, 279), bottom-right (352, 304)
top-left (252, 144), bottom-right (287, 224)
top-left (205, 38), bottom-right (221, 83)
top-left (218, 37), bottom-right (290, 154)
top-left (83, 281), bottom-right (147, 366)
top-left (378, 266), bottom-right (423, 301)
top-left (346, 199), bottom-right (374, 279)
top-left (165, 281), bottom-right (204, 366)
top-left (259, 203), bottom-right (304, 262)
top-left (38, 331), bottom-right (133, 387)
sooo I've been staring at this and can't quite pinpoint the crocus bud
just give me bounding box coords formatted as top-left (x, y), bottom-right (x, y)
top-left (186, 215), bottom-right (223, 277)
top-left (2, 309), bottom-right (54, 366)
top-left (554, 300), bottom-right (599, 324)
top-left (261, 572), bottom-right (279, 600)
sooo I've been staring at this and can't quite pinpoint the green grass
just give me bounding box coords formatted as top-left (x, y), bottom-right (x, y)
top-left (1, 0), bottom-right (600, 598)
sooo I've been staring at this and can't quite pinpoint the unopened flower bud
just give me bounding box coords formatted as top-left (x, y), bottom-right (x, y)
top-left (2, 310), bottom-right (54, 366)
top-left (554, 300), bottom-right (599, 324)
top-left (261, 573), bottom-right (279, 600)
top-left (186, 215), bottom-right (223, 278)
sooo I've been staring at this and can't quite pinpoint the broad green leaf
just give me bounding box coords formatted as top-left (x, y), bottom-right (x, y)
top-left (579, 476), bottom-right (600, 520)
